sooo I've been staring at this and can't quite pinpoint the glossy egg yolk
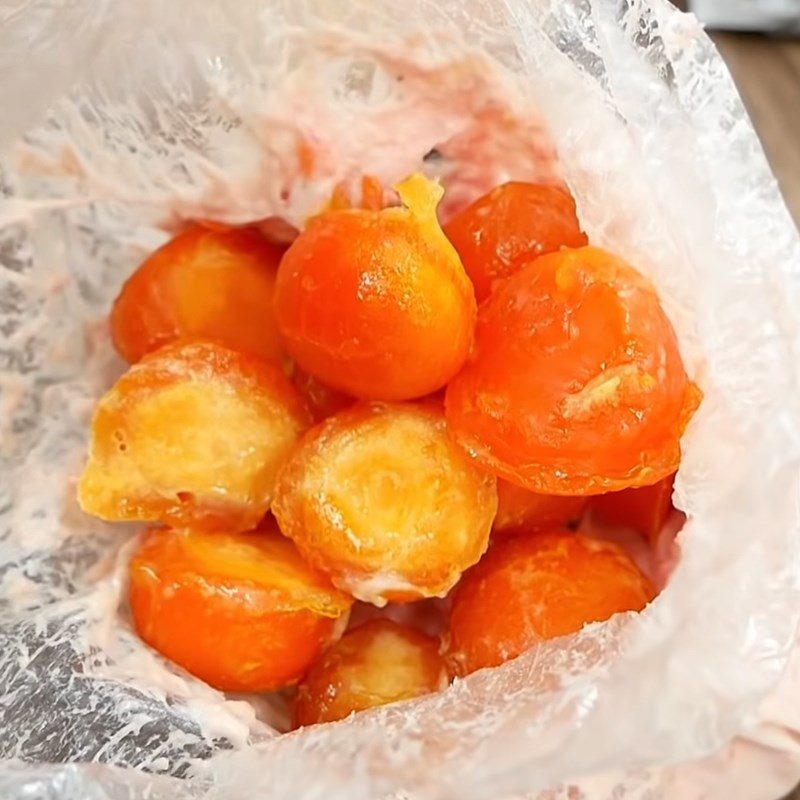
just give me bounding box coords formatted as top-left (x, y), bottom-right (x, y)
top-left (445, 246), bottom-right (701, 495)
top-left (111, 225), bottom-right (285, 365)
top-left (274, 174), bottom-right (476, 401)
top-left (129, 524), bottom-right (352, 692)
top-left (448, 530), bottom-right (655, 676)
top-left (444, 181), bottom-right (587, 302)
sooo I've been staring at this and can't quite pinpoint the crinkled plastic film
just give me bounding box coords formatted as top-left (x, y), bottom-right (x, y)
top-left (1, 1), bottom-right (800, 798)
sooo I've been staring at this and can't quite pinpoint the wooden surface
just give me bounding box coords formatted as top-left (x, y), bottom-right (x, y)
top-left (711, 32), bottom-right (800, 227)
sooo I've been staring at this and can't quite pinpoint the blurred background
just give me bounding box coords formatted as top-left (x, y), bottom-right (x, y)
top-left (674, 0), bottom-right (800, 228)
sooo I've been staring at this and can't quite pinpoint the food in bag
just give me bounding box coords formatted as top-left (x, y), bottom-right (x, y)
top-left (443, 181), bottom-right (588, 302)
top-left (78, 339), bottom-right (311, 531)
top-left (492, 480), bottom-right (588, 536)
top-left (3, 1), bottom-right (799, 797)
top-left (271, 398), bottom-right (498, 606)
top-left (447, 530), bottom-right (656, 676)
top-left (591, 472), bottom-right (677, 544)
top-left (129, 523), bottom-right (352, 692)
top-left (273, 174), bottom-right (475, 400)
top-left (77, 168), bottom-right (698, 712)
top-left (445, 246), bottom-right (702, 495)
top-left (111, 225), bottom-right (286, 365)
top-left (293, 618), bottom-right (447, 725)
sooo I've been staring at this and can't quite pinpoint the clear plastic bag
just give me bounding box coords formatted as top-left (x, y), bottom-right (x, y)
top-left (1, 1), bottom-right (800, 798)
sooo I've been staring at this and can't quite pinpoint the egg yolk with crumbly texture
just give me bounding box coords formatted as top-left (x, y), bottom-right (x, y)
top-left (293, 618), bottom-right (447, 726)
top-left (78, 339), bottom-right (311, 532)
top-left (272, 401), bottom-right (497, 606)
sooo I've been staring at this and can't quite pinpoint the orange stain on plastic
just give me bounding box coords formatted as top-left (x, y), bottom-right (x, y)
top-left (293, 619), bottom-right (447, 726)
top-left (444, 182), bottom-right (587, 302)
top-left (296, 138), bottom-right (317, 178)
top-left (445, 246), bottom-right (701, 495)
top-left (111, 225), bottom-right (286, 365)
top-left (359, 175), bottom-right (385, 211)
top-left (78, 340), bottom-right (312, 532)
top-left (129, 524), bottom-right (352, 692)
top-left (272, 402), bottom-right (497, 606)
top-left (274, 174), bottom-right (476, 400)
top-left (448, 530), bottom-right (656, 676)
top-left (327, 175), bottom-right (386, 212)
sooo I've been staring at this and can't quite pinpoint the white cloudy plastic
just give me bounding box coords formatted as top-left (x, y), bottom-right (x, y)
top-left (0, 1), bottom-right (799, 799)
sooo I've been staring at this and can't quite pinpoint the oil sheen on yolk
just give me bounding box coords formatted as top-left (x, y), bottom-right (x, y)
top-left (448, 530), bottom-right (655, 676)
top-left (591, 473), bottom-right (676, 543)
top-left (129, 525), bottom-right (352, 692)
top-left (292, 366), bottom-right (354, 422)
top-left (445, 246), bottom-right (701, 495)
top-left (273, 174), bottom-right (477, 401)
top-left (271, 402), bottom-right (497, 606)
top-left (111, 225), bottom-right (285, 365)
top-left (78, 340), bottom-right (311, 532)
top-left (444, 181), bottom-right (588, 302)
top-left (293, 619), bottom-right (447, 726)
top-left (493, 480), bottom-right (588, 536)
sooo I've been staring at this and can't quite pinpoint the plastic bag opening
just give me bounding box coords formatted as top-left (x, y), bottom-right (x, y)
top-left (1, 1), bottom-right (800, 798)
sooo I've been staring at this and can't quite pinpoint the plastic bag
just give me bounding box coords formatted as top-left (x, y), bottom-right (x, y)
top-left (1, 1), bottom-right (800, 798)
